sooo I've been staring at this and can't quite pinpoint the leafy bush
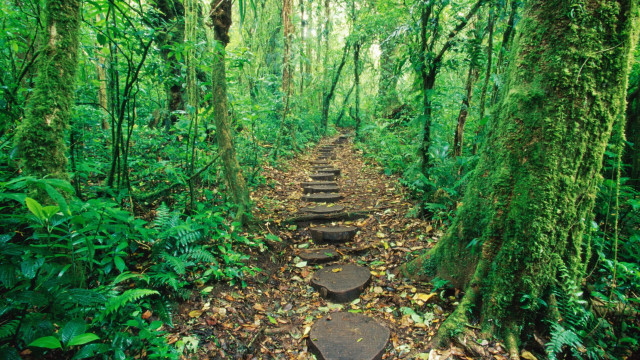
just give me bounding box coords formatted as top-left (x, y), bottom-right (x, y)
top-left (0, 178), bottom-right (262, 358)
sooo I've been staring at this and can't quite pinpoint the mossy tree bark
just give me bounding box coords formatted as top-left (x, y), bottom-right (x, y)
top-left (625, 75), bottom-right (640, 190)
top-left (401, 0), bottom-right (638, 355)
top-left (153, 0), bottom-right (185, 130)
top-left (209, 0), bottom-right (252, 224)
top-left (15, 0), bottom-right (80, 183)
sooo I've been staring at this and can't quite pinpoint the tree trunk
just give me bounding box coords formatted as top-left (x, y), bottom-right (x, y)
top-left (299, 0), bottom-right (306, 93)
top-left (418, 0), bottom-right (485, 176)
top-left (626, 81), bottom-right (640, 190)
top-left (322, 41), bottom-right (349, 131)
top-left (353, 41), bottom-right (361, 139)
top-left (274, 0), bottom-right (293, 159)
top-left (209, 0), bottom-right (251, 224)
top-left (154, 0), bottom-right (185, 130)
top-left (489, 0), bottom-right (518, 106)
top-left (453, 64), bottom-right (479, 157)
top-left (376, 38), bottom-right (401, 117)
top-left (473, 8), bottom-right (494, 154)
top-left (15, 0), bottom-right (81, 184)
top-left (401, 0), bottom-right (638, 355)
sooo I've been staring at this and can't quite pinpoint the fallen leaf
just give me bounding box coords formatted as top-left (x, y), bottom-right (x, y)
top-left (413, 293), bottom-right (436, 302)
top-left (332, 268), bottom-right (343, 273)
top-left (253, 304), bottom-right (266, 312)
top-left (188, 310), bottom-right (203, 318)
top-left (142, 310), bottom-right (152, 320)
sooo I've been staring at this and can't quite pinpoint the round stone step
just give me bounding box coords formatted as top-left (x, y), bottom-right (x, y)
top-left (303, 193), bottom-right (343, 203)
top-left (303, 185), bottom-right (340, 194)
top-left (300, 205), bottom-right (345, 214)
top-left (308, 312), bottom-right (390, 360)
top-left (318, 154), bottom-right (337, 160)
top-left (301, 181), bottom-right (337, 187)
top-left (310, 226), bottom-right (358, 243)
top-left (298, 248), bottom-right (339, 264)
top-left (310, 264), bottom-right (371, 303)
top-left (311, 168), bottom-right (340, 176)
top-left (310, 173), bottom-right (336, 181)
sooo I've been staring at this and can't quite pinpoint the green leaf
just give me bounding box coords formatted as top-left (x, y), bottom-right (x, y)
top-left (268, 315), bottom-right (277, 325)
top-left (266, 234), bottom-right (281, 242)
top-left (68, 333), bottom-right (100, 346)
top-left (29, 336), bottom-right (62, 349)
top-left (114, 256), bottom-right (126, 273)
top-left (96, 33), bottom-right (106, 45)
top-left (25, 197), bottom-right (45, 221)
top-left (61, 319), bottom-right (86, 346)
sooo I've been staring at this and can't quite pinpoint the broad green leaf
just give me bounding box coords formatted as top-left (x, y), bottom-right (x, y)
top-left (25, 197), bottom-right (45, 221)
top-left (61, 319), bottom-right (86, 346)
top-left (68, 333), bottom-right (100, 346)
top-left (29, 336), bottom-right (62, 349)
top-left (114, 256), bottom-right (126, 272)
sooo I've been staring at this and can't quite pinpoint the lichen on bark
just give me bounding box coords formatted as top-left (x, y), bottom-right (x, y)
top-left (401, 0), bottom-right (639, 353)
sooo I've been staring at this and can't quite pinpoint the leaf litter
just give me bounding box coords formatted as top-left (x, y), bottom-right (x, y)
top-left (166, 137), bottom-right (495, 359)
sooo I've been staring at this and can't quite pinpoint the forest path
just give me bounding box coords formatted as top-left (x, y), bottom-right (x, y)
top-left (169, 136), bottom-right (447, 359)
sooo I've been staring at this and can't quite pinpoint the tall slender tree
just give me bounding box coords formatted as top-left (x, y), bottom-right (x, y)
top-left (401, 1), bottom-right (638, 357)
top-left (15, 0), bottom-right (81, 184)
top-left (209, 0), bottom-right (252, 224)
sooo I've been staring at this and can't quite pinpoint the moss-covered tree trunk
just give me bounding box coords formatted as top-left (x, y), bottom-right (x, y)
top-left (154, 0), bottom-right (185, 130)
top-left (625, 76), bottom-right (640, 190)
top-left (15, 0), bottom-right (80, 182)
top-left (401, 0), bottom-right (638, 355)
top-left (209, 0), bottom-right (251, 224)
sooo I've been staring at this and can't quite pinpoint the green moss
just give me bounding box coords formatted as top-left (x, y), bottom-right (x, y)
top-left (15, 0), bottom-right (81, 184)
top-left (402, 0), bottom-right (639, 345)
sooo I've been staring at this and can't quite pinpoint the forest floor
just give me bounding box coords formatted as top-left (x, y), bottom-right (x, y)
top-left (166, 136), bottom-right (503, 359)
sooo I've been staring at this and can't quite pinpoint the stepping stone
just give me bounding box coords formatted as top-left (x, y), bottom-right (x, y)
top-left (300, 205), bottom-right (345, 214)
top-left (301, 181), bottom-right (337, 187)
top-left (318, 154), bottom-right (337, 160)
top-left (298, 248), bottom-right (339, 264)
top-left (311, 165), bottom-right (334, 171)
top-left (303, 193), bottom-right (343, 203)
top-left (319, 149), bottom-right (334, 153)
top-left (310, 226), bottom-right (358, 243)
top-left (310, 173), bottom-right (336, 181)
top-left (303, 185), bottom-right (340, 194)
top-left (310, 264), bottom-right (371, 303)
top-left (308, 312), bottom-right (390, 360)
top-left (311, 161), bottom-right (330, 165)
top-left (311, 168), bottom-right (340, 176)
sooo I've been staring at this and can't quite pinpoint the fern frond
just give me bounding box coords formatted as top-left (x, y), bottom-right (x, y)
top-left (152, 204), bottom-right (171, 230)
top-left (546, 323), bottom-right (584, 359)
top-left (161, 252), bottom-right (186, 275)
top-left (183, 247), bottom-right (216, 263)
top-left (105, 289), bottom-right (158, 315)
top-left (0, 319), bottom-right (19, 339)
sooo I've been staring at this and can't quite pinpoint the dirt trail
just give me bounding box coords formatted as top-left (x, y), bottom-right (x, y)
top-left (170, 136), bottom-right (448, 359)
